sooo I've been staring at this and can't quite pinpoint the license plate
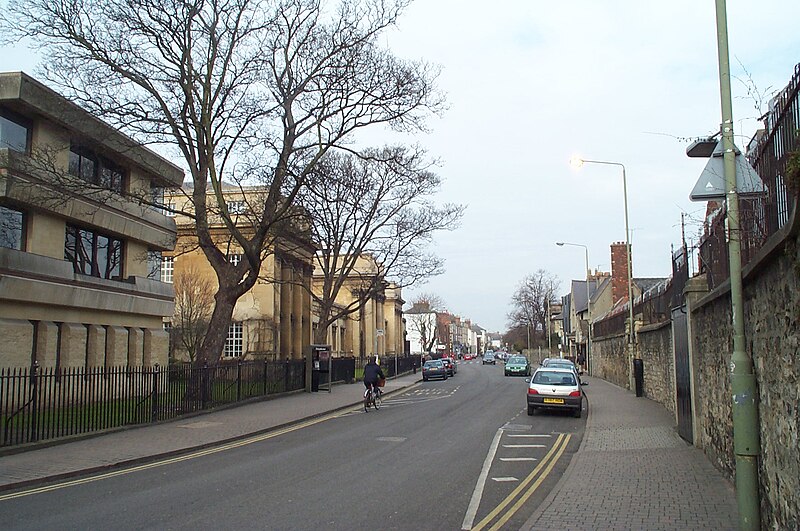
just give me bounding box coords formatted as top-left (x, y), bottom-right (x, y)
top-left (543, 398), bottom-right (564, 404)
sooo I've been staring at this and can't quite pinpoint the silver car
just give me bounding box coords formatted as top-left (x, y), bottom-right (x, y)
top-left (526, 367), bottom-right (584, 418)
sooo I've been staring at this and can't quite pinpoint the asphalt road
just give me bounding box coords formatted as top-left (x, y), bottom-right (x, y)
top-left (0, 360), bottom-right (586, 530)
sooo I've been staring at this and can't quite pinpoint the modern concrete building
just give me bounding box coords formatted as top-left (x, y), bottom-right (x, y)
top-left (0, 72), bottom-right (183, 369)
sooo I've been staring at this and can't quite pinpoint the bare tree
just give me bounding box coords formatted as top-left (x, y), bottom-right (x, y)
top-left (507, 270), bottom-right (560, 342)
top-left (172, 265), bottom-right (215, 363)
top-left (2, 0), bottom-right (443, 363)
top-left (296, 147), bottom-right (463, 344)
top-left (404, 292), bottom-right (445, 354)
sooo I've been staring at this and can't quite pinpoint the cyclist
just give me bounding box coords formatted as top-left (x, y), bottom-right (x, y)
top-left (363, 356), bottom-right (385, 408)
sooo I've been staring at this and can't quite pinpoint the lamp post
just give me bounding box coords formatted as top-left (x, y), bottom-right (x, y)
top-left (556, 242), bottom-right (591, 375)
top-left (569, 158), bottom-right (634, 344)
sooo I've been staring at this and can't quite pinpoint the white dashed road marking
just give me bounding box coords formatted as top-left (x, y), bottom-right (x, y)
top-left (499, 457), bottom-right (538, 462)
top-left (491, 477), bottom-right (519, 483)
top-left (502, 444), bottom-right (546, 448)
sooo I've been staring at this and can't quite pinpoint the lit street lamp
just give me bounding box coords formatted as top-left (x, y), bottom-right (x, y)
top-left (569, 157), bottom-right (635, 345)
top-left (556, 242), bottom-right (591, 374)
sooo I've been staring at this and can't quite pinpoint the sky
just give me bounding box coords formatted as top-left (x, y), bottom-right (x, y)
top-left (2, 0), bottom-right (799, 333)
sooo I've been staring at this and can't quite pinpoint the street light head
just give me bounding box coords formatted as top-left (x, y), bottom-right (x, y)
top-left (569, 156), bottom-right (585, 169)
top-left (555, 242), bottom-right (565, 246)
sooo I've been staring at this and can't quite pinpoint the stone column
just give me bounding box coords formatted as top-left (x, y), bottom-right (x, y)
top-left (86, 325), bottom-right (106, 367)
top-left (34, 321), bottom-right (59, 367)
top-left (105, 326), bottom-right (129, 366)
top-left (376, 296), bottom-right (385, 356)
top-left (128, 328), bottom-right (144, 366)
top-left (0, 318), bottom-right (34, 368)
top-left (143, 328), bottom-right (170, 366)
top-left (59, 323), bottom-right (88, 368)
top-left (279, 260), bottom-right (292, 359)
top-left (292, 266), bottom-right (303, 359)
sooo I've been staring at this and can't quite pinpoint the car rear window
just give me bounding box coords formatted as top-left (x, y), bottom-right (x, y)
top-left (425, 360), bottom-right (442, 367)
top-left (532, 371), bottom-right (576, 385)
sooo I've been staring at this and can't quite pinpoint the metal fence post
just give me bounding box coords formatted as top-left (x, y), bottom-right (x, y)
top-left (202, 361), bottom-right (209, 409)
top-left (263, 359), bottom-right (268, 396)
top-left (236, 360), bottom-right (242, 401)
top-left (284, 358), bottom-right (289, 392)
top-left (151, 363), bottom-right (160, 423)
top-left (29, 361), bottom-right (39, 443)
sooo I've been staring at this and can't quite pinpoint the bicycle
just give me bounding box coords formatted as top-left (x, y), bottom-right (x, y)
top-left (363, 383), bottom-right (382, 411)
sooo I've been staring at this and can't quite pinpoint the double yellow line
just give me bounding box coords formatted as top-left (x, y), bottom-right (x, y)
top-left (0, 413), bottom-right (336, 502)
top-left (471, 433), bottom-right (572, 531)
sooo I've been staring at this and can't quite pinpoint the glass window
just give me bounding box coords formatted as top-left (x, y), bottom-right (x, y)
top-left (64, 224), bottom-right (124, 280)
top-left (0, 205), bottom-right (24, 249)
top-left (69, 146), bottom-right (125, 193)
top-left (146, 251), bottom-right (162, 280)
top-left (0, 110), bottom-right (30, 153)
top-left (224, 322), bottom-right (243, 358)
top-left (228, 200), bottom-right (247, 214)
top-left (228, 253), bottom-right (242, 266)
top-left (161, 255), bottom-right (174, 283)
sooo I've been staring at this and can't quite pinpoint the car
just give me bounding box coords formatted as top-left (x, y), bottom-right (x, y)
top-left (422, 359), bottom-right (447, 381)
top-left (505, 355), bottom-right (531, 376)
top-left (442, 357), bottom-right (457, 376)
top-left (526, 367), bottom-right (584, 417)
top-left (482, 353), bottom-right (496, 365)
top-left (542, 358), bottom-right (582, 382)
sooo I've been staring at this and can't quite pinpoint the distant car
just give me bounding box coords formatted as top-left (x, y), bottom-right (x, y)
top-left (526, 367), bottom-right (584, 417)
top-left (542, 358), bottom-right (582, 381)
top-left (442, 357), bottom-right (457, 376)
top-left (422, 359), bottom-right (447, 381)
top-left (505, 356), bottom-right (531, 376)
top-left (482, 353), bottom-right (496, 365)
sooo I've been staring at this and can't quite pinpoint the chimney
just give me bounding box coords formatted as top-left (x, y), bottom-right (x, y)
top-left (610, 242), bottom-right (631, 304)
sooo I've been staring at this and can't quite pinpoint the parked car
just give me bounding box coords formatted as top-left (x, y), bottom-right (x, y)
top-left (526, 367), bottom-right (584, 417)
top-left (482, 353), bottom-right (496, 365)
top-left (442, 357), bottom-right (457, 376)
top-left (422, 359), bottom-right (448, 381)
top-left (542, 358), bottom-right (582, 382)
top-left (505, 355), bottom-right (531, 376)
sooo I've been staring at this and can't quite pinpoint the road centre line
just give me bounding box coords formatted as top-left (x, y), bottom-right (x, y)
top-left (499, 458), bottom-right (537, 462)
top-left (461, 427), bottom-right (504, 531)
top-left (491, 477), bottom-right (518, 482)
top-left (507, 434), bottom-right (552, 438)
top-left (502, 444), bottom-right (545, 448)
top-left (470, 433), bottom-right (571, 531)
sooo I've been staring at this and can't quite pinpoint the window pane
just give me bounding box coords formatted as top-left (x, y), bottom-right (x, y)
top-left (161, 256), bottom-right (174, 283)
top-left (224, 322), bottom-right (243, 357)
top-left (0, 205), bottom-right (23, 249)
top-left (0, 113), bottom-right (29, 152)
top-left (147, 251), bottom-right (162, 280)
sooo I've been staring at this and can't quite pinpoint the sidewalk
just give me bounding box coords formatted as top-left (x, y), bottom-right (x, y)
top-left (0, 372), bottom-right (421, 492)
top-left (521, 375), bottom-right (739, 531)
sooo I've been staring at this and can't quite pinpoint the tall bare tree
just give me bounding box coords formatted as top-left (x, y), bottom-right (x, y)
top-left (2, 0), bottom-right (443, 363)
top-left (404, 292), bottom-right (444, 354)
top-left (296, 147), bottom-right (463, 344)
top-left (507, 269), bottom-right (560, 342)
top-left (172, 265), bottom-right (215, 363)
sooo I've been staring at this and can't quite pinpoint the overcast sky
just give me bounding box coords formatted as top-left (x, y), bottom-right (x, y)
top-left (2, 0), bottom-right (798, 333)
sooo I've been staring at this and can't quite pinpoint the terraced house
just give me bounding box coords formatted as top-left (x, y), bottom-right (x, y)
top-left (0, 72), bottom-right (183, 369)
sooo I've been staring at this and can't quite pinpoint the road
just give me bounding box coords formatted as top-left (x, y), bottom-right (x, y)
top-left (0, 359), bottom-right (586, 530)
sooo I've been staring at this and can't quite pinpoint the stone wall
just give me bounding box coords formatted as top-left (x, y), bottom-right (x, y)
top-left (589, 332), bottom-right (629, 389)
top-left (692, 229), bottom-right (800, 529)
top-left (637, 321), bottom-right (676, 414)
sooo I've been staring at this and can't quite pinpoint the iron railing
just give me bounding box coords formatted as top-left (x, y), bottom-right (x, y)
top-left (0, 359), bottom-right (305, 447)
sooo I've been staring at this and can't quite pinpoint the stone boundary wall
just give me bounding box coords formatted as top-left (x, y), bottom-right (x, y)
top-left (636, 321), bottom-right (676, 414)
top-left (588, 332), bottom-right (628, 389)
top-left (691, 225), bottom-right (800, 530)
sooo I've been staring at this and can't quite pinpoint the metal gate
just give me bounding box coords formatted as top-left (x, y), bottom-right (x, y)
top-left (672, 307), bottom-right (693, 443)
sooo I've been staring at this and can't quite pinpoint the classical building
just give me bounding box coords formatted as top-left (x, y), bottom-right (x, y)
top-left (311, 254), bottom-right (405, 360)
top-left (164, 183), bottom-right (316, 362)
top-left (0, 72), bottom-right (182, 368)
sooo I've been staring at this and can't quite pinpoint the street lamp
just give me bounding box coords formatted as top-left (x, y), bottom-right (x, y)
top-left (569, 157), bottom-right (635, 345)
top-left (556, 242), bottom-right (591, 374)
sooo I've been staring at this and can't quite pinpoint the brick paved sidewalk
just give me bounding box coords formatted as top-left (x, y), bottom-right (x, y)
top-left (0, 373), bottom-right (420, 492)
top-left (521, 376), bottom-right (738, 531)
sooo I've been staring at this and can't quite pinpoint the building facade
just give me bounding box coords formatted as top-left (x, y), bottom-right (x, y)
top-left (0, 72), bottom-right (182, 368)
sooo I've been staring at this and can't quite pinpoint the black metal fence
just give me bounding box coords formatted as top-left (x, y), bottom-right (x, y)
top-left (0, 359), bottom-right (305, 447)
top-left (699, 63), bottom-right (799, 290)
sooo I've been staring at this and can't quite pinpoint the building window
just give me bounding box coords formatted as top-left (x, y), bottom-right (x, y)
top-left (0, 109), bottom-right (30, 153)
top-left (69, 146), bottom-right (125, 193)
top-left (228, 253), bottom-right (242, 266)
top-left (165, 202), bottom-right (176, 217)
top-left (227, 200), bottom-right (247, 214)
top-left (147, 250), bottom-right (162, 280)
top-left (0, 205), bottom-right (24, 250)
top-left (224, 322), bottom-right (243, 358)
top-left (64, 224), bottom-right (123, 279)
top-left (161, 255), bottom-right (174, 283)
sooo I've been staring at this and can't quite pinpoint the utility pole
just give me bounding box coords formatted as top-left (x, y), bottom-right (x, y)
top-left (714, 1), bottom-right (761, 528)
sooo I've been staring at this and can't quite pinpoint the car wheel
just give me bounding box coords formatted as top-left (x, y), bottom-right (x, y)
top-left (527, 405), bottom-right (535, 416)
top-left (423, 377), bottom-right (428, 381)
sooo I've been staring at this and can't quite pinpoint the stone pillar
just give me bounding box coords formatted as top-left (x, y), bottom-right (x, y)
top-left (0, 318), bottom-right (34, 368)
top-left (105, 326), bottom-right (129, 366)
top-left (301, 267), bottom-right (311, 350)
top-left (34, 321), bottom-right (59, 367)
top-left (279, 260), bottom-right (292, 359)
top-left (128, 328), bottom-right (144, 366)
top-left (376, 297), bottom-right (385, 356)
top-left (59, 323), bottom-right (88, 368)
top-left (86, 325), bottom-right (106, 367)
top-left (143, 328), bottom-right (170, 366)
top-left (684, 274), bottom-right (711, 448)
top-left (292, 267), bottom-right (303, 359)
